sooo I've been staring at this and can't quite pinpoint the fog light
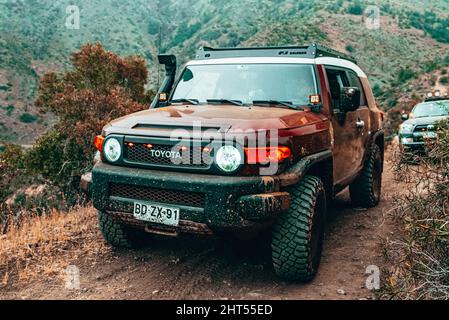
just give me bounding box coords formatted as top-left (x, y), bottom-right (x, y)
top-left (401, 137), bottom-right (413, 144)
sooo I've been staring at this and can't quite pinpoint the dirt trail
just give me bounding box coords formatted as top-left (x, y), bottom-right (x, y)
top-left (2, 154), bottom-right (401, 300)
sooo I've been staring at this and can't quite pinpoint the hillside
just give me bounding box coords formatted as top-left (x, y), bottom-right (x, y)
top-left (1, 0), bottom-right (449, 143)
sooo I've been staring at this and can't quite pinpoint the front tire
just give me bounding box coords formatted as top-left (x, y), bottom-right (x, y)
top-left (349, 144), bottom-right (383, 208)
top-left (98, 211), bottom-right (147, 248)
top-left (271, 175), bottom-right (327, 282)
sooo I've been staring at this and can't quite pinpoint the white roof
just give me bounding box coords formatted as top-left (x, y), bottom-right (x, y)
top-left (187, 56), bottom-right (367, 78)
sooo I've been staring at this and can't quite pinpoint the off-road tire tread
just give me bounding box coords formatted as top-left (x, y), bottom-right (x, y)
top-left (98, 211), bottom-right (145, 248)
top-left (272, 176), bottom-right (325, 281)
top-left (349, 144), bottom-right (382, 208)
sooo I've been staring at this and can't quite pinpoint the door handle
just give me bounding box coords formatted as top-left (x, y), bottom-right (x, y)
top-left (356, 120), bottom-right (365, 129)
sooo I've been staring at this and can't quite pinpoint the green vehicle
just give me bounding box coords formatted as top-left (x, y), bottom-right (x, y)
top-left (399, 94), bottom-right (449, 154)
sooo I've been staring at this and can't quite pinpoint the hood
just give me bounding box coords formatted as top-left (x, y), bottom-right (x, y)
top-left (104, 104), bottom-right (325, 138)
top-left (404, 115), bottom-right (448, 127)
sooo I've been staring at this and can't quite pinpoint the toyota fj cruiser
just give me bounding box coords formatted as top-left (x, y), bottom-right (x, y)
top-left (86, 44), bottom-right (384, 281)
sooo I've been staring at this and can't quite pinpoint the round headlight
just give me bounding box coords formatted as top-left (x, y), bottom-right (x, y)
top-left (103, 138), bottom-right (121, 162)
top-left (215, 145), bottom-right (242, 173)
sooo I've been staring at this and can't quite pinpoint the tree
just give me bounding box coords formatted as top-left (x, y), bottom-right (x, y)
top-left (30, 43), bottom-right (153, 187)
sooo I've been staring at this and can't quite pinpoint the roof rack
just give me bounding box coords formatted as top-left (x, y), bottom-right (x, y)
top-left (194, 43), bottom-right (357, 64)
top-left (424, 96), bottom-right (449, 102)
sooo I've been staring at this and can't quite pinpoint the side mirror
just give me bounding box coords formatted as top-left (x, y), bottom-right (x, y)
top-left (401, 113), bottom-right (409, 121)
top-left (340, 87), bottom-right (361, 113)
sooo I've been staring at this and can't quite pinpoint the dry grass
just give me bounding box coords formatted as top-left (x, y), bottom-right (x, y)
top-left (0, 207), bottom-right (108, 287)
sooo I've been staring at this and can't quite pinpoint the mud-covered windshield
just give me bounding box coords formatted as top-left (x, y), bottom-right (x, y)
top-left (171, 64), bottom-right (318, 107)
top-left (413, 101), bottom-right (449, 118)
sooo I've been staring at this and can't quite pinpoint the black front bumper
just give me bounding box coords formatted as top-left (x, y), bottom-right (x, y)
top-left (400, 141), bottom-right (426, 152)
top-left (91, 162), bottom-right (290, 234)
top-left (399, 132), bottom-right (437, 153)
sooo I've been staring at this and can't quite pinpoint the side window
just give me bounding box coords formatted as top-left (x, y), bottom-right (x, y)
top-left (347, 71), bottom-right (367, 106)
top-left (325, 68), bottom-right (350, 110)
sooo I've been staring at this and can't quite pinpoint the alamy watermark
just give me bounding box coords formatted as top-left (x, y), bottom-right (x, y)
top-left (65, 5), bottom-right (80, 30)
top-left (365, 265), bottom-right (380, 290)
top-left (64, 265), bottom-right (80, 290)
top-left (165, 121), bottom-right (282, 176)
top-left (365, 5), bottom-right (380, 30)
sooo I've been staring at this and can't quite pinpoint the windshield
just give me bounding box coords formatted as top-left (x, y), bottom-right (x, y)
top-left (412, 101), bottom-right (449, 118)
top-left (171, 64), bottom-right (318, 107)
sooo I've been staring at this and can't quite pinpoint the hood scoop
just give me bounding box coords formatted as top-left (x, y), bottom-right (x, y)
top-left (132, 122), bottom-right (230, 133)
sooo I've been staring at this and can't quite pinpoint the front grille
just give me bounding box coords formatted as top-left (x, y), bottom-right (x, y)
top-left (413, 125), bottom-right (436, 142)
top-left (414, 125), bottom-right (429, 133)
top-left (125, 143), bottom-right (209, 168)
top-left (109, 183), bottom-right (205, 208)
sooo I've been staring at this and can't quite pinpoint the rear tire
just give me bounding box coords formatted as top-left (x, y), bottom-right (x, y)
top-left (349, 144), bottom-right (383, 208)
top-left (98, 211), bottom-right (147, 248)
top-left (271, 176), bottom-right (326, 282)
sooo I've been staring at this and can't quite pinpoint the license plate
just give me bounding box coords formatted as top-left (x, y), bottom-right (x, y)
top-left (133, 202), bottom-right (180, 226)
top-left (423, 132), bottom-right (437, 139)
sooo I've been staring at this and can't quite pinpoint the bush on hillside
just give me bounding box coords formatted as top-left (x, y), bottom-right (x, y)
top-left (345, 44), bottom-right (354, 53)
top-left (397, 68), bottom-right (416, 84)
top-left (0, 143), bottom-right (24, 201)
top-left (440, 76), bottom-right (449, 85)
top-left (32, 43), bottom-right (152, 187)
top-left (19, 112), bottom-right (38, 123)
top-left (147, 18), bottom-right (161, 35)
top-left (408, 10), bottom-right (449, 44)
top-left (348, 1), bottom-right (364, 15)
top-left (0, 143), bottom-right (26, 225)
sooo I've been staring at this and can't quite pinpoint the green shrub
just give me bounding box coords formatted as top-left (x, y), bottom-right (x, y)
top-left (372, 83), bottom-right (383, 97)
top-left (168, 22), bottom-right (201, 48)
top-left (19, 112), bottom-right (38, 123)
top-left (0, 84), bottom-right (11, 91)
top-left (423, 60), bottom-right (439, 73)
top-left (0, 142), bottom-right (80, 223)
top-left (25, 131), bottom-right (71, 184)
top-left (348, 1), bottom-right (363, 15)
top-left (388, 99), bottom-right (397, 108)
top-left (0, 143), bottom-right (25, 209)
top-left (407, 10), bottom-right (449, 44)
top-left (397, 68), bottom-right (416, 84)
top-left (202, 29), bottom-right (221, 41)
top-left (440, 76), bottom-right (449, 85)
top-left (147, 18), bottom-right (161, 35)
top-left (4, 105), bottom-right (14, 116)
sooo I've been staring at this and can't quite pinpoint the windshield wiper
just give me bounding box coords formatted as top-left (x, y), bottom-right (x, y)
top-left (252, 100), bottom-right (303, 110)
top-left (207, 99), bottom-right (243, 106)
top-left (170, 98), bottom-right (199, 105)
